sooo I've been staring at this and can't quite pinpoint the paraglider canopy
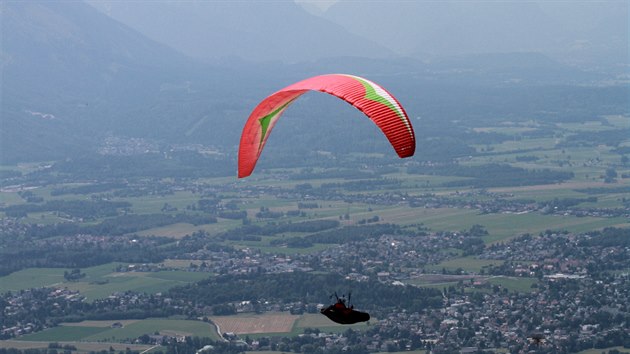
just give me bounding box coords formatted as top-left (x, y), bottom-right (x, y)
top-left (238, 74), bottom-right (416, 178)
top-left (320, 292), bottom-right (370, 325)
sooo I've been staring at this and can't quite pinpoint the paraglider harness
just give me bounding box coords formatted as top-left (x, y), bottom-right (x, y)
top-left (320, 292), bottom-right (370, 325)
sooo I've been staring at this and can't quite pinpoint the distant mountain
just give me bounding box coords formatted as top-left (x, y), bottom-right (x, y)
top-left (1, 0), bottom-right (202, 162)
top-left (86, 0), bottom-right (393, 63)
top-left (322, 1), bottom-right (629, 70)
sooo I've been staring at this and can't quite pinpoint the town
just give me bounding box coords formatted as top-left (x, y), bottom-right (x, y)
top-left (2, 224), bottom-right (628, 353)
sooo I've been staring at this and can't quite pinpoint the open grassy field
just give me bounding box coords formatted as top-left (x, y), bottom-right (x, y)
top-left (122, 173), bottom-right (630, 250)
top-left (64, 270), bottom-right (210, 301)
top-left (133, 222), bottom-right (208, 238)
top-left (576, 346), bottom-right (629, 354)
top-left (124, 191), bottom-right (199, 215)
top-left (17, 318), bottom-right (219, 342)
top-left (0, 340), bottom-right (155, 353)
top-left (245, 351), bottom-right (433, 354)
top-left (211, 312), bottom-right (299, 335)
top-left (425, 256), bottom-right (502, 273)
top-left (294, 313), bottom-right (373, 334)
top-left (0, 268), bottom-right (67, 293)
top-left (405, 274), bottom-right (475, 288)
top-left (486, 276), bottom-right (538, 293)
top-left (0, 191), bottom-right (26, 205)
top-left (0, 262), bottom-right (210, 301)
top-left (205, 312), bottom-right (373, 339)
top-left (16, 326), bottom-right (111, 342)
top-left (370, 204), bottom-right (628, 244)
top-left (15, 312), bottom-right (374, 344)
top-left (229, 240), bottom-right (332, 255)
top-left (406, 274), bottom-right (537, 293)
top-left (62, 320), bottom-right (141, 327)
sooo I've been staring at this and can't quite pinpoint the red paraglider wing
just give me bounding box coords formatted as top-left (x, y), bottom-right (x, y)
top-left (238, 74), bottom-right (415, 178)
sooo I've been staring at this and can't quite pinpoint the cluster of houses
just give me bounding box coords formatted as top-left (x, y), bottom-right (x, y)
top-left (1, 288), bottom-right (82, 338)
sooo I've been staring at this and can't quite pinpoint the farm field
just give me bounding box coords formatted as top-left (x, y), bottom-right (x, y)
top-left (425, 256), bottom-right (502, 273)
top-left (576, 347), bottom-right (630, 354)
top-left (379, 205), bottom-right (629, 244)
top-left (11, 312), bottom-right (371, 347)
top-left (17, 318), bottom-right (220, 342)
top-left (486, 276), bottom-right (538, 293)
top-left (245, 351), bottom-right (432, 354)
top-left (296, 313), bottom-right (372, 330)
top-left (0, 340), bottom-right (155, 353)
top-left (210, 312), bottom-right (299, 335)
top-left (0, 268), bottom-right (67, 293)
top-left (0, 263), bottom-right (209, 301)
top-left (63, 271), bottom-right (211, 301)
top-left (208, 312), bottom-right (373, 338)
top-left (406, 275), bottom-right (537, 294)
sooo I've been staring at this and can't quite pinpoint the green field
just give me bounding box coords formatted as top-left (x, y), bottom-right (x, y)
top-left (123, 191), bottom-right (199, 215)
top-left (405, 274), bottom-right (537, 293)
top-left (0, 268), bottom-right (67, 293)
top-left (16, 326), bottom-right (109, 342)
top-left (0, 263), bottom-right (210, 300)
top-left (64, 271), bottom-right (210, 301)
top-left (381, 206), bottom-right (629, 244)
top-left (425, 256), bottom-right (502, 273)
top-left (295, 313), bottom-right (372, 331)
top-left (486, 276), bottom-right (538, 293)
top-left (241, 313), bottom-right (373, 339)
top-left (576, 347), bottom-right (629, 354)
top-left (16, 313), bottom-right (369, 344)
top-left (17, 318), bottom-right (219, 342)
top-left (245, 351), bottom-right (432, 354)
top-left (0, 340), bottom-right (155, 353)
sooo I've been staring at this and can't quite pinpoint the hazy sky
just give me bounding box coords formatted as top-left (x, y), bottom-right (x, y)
top-left (295, 0), bottom-right (337, 11)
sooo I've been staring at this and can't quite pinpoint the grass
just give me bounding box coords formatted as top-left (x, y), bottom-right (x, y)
top-left (17, 318), bottom-right (219, 343)
top-left (0, 191), bottom-right (24, 205)
top-left (557, 120), bottom-right (620, 132)
top-left (64, 271), bottom-right (210, 301)
top-left (204, 312), bottom-right (373, 339)
top-left (0, 263), bottom-right (210, 300)
top-left (289, 313), bottom-right (372, 336)
top-left (125, 191), bottom-right (200, 214)
top-left (486, 276), bottom-right (538, 293)
top-left (229, 241), bottom-right (332, 255)
top-left (17, 326), bottom-right (110, 342)
top-left (425, 256), bottom-right (502, 273)
top-left (0, 340), bottom-right (154, 353)
top-left (576, 346), bottom-right (629, 354)
top-left (409, 280), bottom-right (461, 290)
top-left (84, 318), bottom-right (219, 341)
top-left (0, 268), bottom-right (66, 293)
top-left (245, 351), bottom-right (431, 354)
top-left (62, 320), bottom-right (141, 328)
top-left (211, 312), bottom-right (298, 336)
top-left (604, 115), bottom-right (630, 128)
top-left (406, 274), bottom-right (537, 293)
top-left (389, 207), bottom-right (630, 244)
top-left (134, 222), bottom-right (207, 238)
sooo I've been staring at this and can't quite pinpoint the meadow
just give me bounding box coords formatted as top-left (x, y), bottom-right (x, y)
top-left (0, 340), bottom-right (155, 354)
top-left (209, 312), bottom-right (373, 339)
top-left (0, 262), bottom-right (210, 301)
top-left (17, 318), bottom-right (220, 342)
top-left (12, 312), bottom-right (369, 347)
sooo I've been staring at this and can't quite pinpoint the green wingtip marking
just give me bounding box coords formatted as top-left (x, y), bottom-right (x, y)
top-left (348, 76), bottom-right (413, 136)
top-left (353, 77), bottom-right (405, 121)
top-left (257, 100), bottom-right (294, 153)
